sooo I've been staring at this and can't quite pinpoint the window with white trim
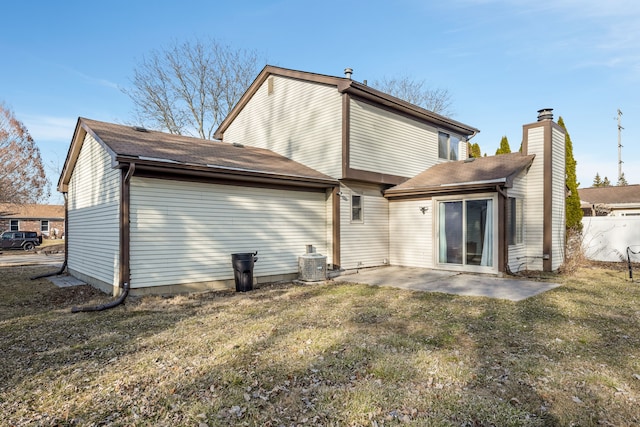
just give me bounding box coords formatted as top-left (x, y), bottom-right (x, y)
top-left (41, 220), bottom-right (49, 234)
top-left (438, 131), bottom-right (460, 161)
top-left (507, 197), bottom-right (523, 245)
top-left (351, 194), bottom-right (363, 223)
top-left (437, 197), bottom-right (495, 268)
top-left (10, 219), bottom-right (18, 231)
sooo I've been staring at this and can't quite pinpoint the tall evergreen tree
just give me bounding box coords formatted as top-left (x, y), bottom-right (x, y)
top-left (593, 172), bottom-right (603, 187)
top-left (495, 136), bottom-right (511, 155)
top-left (557, 117), bottom-right (582, 231)
top-left (602, 176), bottom-right (612, 187)
top-left (467, 142), bottom-right (482, 158)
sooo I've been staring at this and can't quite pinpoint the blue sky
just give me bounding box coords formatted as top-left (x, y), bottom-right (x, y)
top-left (2, 0), bottom-right (639, 204)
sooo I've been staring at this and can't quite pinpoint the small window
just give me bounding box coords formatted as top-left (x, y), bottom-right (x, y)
top-left (351, 194), bottom-right (363, 222)
top-left (438, 132), bottom-right (460, 161)
top-left (507, 197), bottom-right (523, 245)
top-left (10, 219), bottom-right (18, 231)
top-left (41, 220), bottom-right (49, 233)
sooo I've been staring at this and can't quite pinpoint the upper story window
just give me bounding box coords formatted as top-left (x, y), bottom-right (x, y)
top-left (438, 132), bottom-right (460, 161)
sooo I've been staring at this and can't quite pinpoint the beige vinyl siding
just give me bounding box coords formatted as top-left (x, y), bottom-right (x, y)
top-left (67, 134), bottom-right (120, 288)
top-left (339, 182), bottom-right (389, 269)
top-left (129, 178), bottom-right (328, 288)
top-left (389, 198), bottom-right (433, 268)
top-left (507, 172), bottom-right (527, 272)
top-left (524, 127), bottom-right (545, 271)
top-left (349, 99), bottom-right (440, 177)
top-left (223, 75), bottom-right (343, 178)
top-left (551, 127), bottom-right (566, 270)
top-left (459, 139), bottom-right (468, 159)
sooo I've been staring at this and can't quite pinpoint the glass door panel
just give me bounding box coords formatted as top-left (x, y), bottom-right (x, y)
top-left (438, 201), bottom-right (463, 264)
top-left (438, 198), bottom-right (493, 268)
top-left (465, 199), bottom-right (493, 266)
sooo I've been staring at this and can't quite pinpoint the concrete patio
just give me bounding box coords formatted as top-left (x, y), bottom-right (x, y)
top-left (333, 266), bottom-right (561, 301)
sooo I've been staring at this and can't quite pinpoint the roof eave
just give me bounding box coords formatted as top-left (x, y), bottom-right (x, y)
top-left (338, 81), bottom-right (480, 137)
top-left (214, 65), bottom-right (344, 139)
top-left (214, 65), bottom-right (479, 140)
top-left (115, 157), bottom-right (339, 189)
top-left (385, 180), bottom-right (506, 199)
top-left (58, 118), bottom-right (118, 193)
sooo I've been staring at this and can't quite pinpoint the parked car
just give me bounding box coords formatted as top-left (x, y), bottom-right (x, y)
top-left (1, 231), bottom-right (42, 251)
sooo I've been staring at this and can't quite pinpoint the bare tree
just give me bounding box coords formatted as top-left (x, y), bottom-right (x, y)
top-left (371, 75), bottom-right (454, 116)
top-left (0, 103), bottom-right (49, 206)
top-left (124, 38), bottom-right (261, 140)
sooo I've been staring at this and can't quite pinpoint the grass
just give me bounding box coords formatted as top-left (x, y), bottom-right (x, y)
top-left (1, 264), bottom-right (640, 426)
top-left (39, 238), bottom-right (64, 249)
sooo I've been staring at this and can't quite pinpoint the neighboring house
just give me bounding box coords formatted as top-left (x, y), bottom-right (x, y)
top-left (0, 204), bottom-right (65, 238)
top-left (579, 185), bottom-right (640, 217)
top-left (58, 65), bottom-right (567, 296)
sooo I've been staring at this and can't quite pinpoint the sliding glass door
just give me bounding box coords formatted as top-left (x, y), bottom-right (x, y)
top-left (437, 196), bottom-right (496, 271)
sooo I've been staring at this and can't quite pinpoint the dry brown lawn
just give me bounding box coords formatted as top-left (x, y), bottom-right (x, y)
top-left (1, 263), bottom-right (640, 426)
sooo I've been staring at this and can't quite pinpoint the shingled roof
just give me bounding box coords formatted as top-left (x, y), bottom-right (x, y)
top-left (0, 204), bottom-right (64, 219)
top-left (385, 152), bottom-right (535, 197)
top-left (578, 185), bottom-right (640, 206)
top-left (59, 118), bottom-right (338, 192)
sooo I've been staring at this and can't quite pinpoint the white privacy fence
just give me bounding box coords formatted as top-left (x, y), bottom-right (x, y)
top-left (581, 216), bottom-right (640, 262)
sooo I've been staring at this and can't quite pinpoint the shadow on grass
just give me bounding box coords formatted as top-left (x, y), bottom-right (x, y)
top-left (2, 266), bottom-right (640, 425)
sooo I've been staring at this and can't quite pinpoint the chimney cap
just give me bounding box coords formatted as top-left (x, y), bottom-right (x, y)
top-left (344, 67), bottom-right (353, 79)
top-left (537, 108), bottom-right (554, 121)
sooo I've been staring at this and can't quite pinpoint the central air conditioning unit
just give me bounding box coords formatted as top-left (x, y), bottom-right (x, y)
top-left (298, 245), bottom-right (327, 282)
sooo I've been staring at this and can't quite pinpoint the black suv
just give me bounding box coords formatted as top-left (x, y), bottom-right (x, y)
top-left (1, 231), bottom-right (42, 251)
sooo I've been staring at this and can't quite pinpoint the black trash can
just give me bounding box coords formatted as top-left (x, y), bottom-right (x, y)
top-left (231, 252), bottom-right (258, 292)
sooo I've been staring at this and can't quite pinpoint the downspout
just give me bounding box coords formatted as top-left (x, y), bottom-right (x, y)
top-left (30, 193), bottom-right (68, 280)
top-left (71, 163), bottom-right (135, 313)
top-left (495, 184), bottom-right (509, 274)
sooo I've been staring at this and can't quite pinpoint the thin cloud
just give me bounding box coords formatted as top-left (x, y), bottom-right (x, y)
top-left (22, 115), bottom-right (77, 142)
top-left (450, 0), bottom-right (640, 78)
top-left (61, 65), bottom-right (120, 90)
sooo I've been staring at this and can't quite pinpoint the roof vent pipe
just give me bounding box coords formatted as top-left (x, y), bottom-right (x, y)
top-left (344, 68), bottom-right (353, 79)
top-left (537, 108), bottom-right (553, 121)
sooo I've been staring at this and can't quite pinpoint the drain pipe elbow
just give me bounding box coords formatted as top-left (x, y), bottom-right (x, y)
top-left (31, 192), bottom-right (69, 280)
top-left (71, 282), bottom-right (130, 313)
top-left (71, 163), bottom-right (135, 313)
top-left (30, 260), bottom-right (67, 280)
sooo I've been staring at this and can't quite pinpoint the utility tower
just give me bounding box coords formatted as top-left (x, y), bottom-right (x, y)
top-left (617, 109), bottom-right (624, 182)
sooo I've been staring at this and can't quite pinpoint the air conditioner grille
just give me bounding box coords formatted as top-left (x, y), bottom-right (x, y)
top-left (298, 254), bottom-right (327, 282)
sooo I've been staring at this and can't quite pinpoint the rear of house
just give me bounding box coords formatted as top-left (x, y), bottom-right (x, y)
top-left (59, 66), bottom-right (568, 296)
